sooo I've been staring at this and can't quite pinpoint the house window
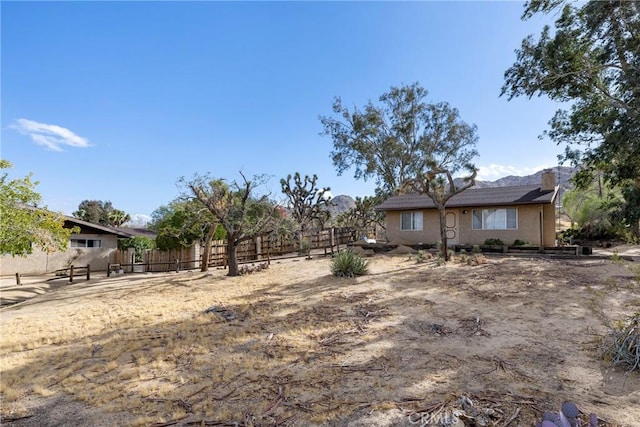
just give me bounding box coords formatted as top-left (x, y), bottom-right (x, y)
top-left (70, 239), bottom-right (102, 248)
top-left (401, 211), bottom-right (423, 231)
top-left (472, 208), bottom-right (517, 230)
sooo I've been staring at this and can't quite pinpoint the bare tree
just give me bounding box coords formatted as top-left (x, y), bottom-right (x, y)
top-left (280, 173), bottom-right (331, 253)
top-left (182, 172), bottom-right (279, 276)
top-left (403, 166), bottom-right (477, 260)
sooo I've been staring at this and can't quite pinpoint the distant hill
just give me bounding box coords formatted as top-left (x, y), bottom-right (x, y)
top-left (456, 166), bottom-right (576, 200)
top-left (327, 194), bottom-right (355, 218)
top-left (281, 194), bottom-right (355, 222)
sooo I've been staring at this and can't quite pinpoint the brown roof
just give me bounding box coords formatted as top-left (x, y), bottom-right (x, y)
top-left (376, 185), bottom-right (558, 211)
top-left (63, 217), bottom-right (158, 238)
top-left (63, 216), bottom-right (132, 237)
top-left (113, 227), bottom-right (157, 239)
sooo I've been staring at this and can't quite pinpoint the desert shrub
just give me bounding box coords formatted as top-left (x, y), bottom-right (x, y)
top-left (331, 250), bottom-right (369, 278)
top-left (458, 253), bottom-right (470, 264)
top-left (600, 313), bottom-right (640, 372)
top-left (461, 253), bottom-right (487, 266)
top-left (512, 239), bottom-right (531, 246)
top-left (610, 249), bottom-right (623, 263)
top-left (558, 223), bottom-right (620, 243)
top-left (471, 254), bottom-right (487, 265)
top-left (435, 241), bottom-right (453, 261)
top-left (472, 245), bottom-right (481, 254)
top-left (416, 249), bottom-right (432, 263)
top-left (483, 238), bottom-right (504, 246)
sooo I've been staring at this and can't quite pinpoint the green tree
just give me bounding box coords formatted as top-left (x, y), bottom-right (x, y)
top-left (118, 236), bottom-right (156, 263)
top-left (280, 173), bottom-right (331, 253)
top-left (502, 0), bottom-right (640, 237)
top-left (182, 172), bottom-right (281, 276)
top-left (0, 160), bottom-right (75, 256)
top-left (613, 185), bottom-right (640, 241)
top-left (73, 200), bottom-right (130, 227)
top-left (108, 209), bottom-right (131, 227)
top-left (562, 174), bottom-right (621, 239)
top-left (320, 82), bottom-right (478, 196)
top-left (320, 82), bottom-right (479, 260)
top-left (150, 198), bottom-right (226, 266)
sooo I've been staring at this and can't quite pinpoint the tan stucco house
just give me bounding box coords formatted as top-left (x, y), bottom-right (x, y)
top-left (376, 172), bottom-right (559, 247)
top-left (1, 217), bottom-right (134, 275)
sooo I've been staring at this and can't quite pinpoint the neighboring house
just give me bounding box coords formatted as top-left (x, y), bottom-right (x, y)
top-left (376, 171), bottom-right (559, 247)
top-left (0, 217), bottom-right (149, 276)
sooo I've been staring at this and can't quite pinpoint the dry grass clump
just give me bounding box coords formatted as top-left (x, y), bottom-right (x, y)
top-left (600, 312), bottom-right (640, 371)
top-left (456, 251), bottom-right (487, 266)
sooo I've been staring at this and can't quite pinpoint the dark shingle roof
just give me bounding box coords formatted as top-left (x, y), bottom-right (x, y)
top-left (63, 216), bottom-right (133, 237)
top-left (376, 185), bottom-right (558, 211)
top-left (64, 218), bottom-right (157, 239)
top-left (113, 227), bottom-right (157, 239)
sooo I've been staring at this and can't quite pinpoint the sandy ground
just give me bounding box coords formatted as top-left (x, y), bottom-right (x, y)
top-left (1, 252), bottom-right (639, 426)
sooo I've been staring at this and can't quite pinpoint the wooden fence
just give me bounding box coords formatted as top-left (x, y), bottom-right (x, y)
top-left (111, 246), bottom-right (199, 273)
top-left (110, 227), bottom-right (361, 273)
top-left (204, 227), bottom-right (358, 267)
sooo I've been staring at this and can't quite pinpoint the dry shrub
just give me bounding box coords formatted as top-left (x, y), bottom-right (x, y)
top-left (470, 254), bottom-right (488, 265)
top-left (456, 253), bottom-right (487, 266)
top-left (600, 312), bottom-right (640, 371)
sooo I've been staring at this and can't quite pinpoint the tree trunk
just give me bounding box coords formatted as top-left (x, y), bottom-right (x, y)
top-left (227, 239), bottom-right (239, 276)
top-left (438, 205), bottom-right (448, 261)
top-left (200, 225), bottom-right (216, 272)
top-left (298, 229), bottom-right (305, 254)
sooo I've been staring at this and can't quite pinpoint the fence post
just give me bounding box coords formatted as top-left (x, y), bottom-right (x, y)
top-left (70, 265), bottom-right (74, 283)
top-left (266, 244), bottom-right (271, 266)
top-left (331, 228), bottom-right (335, 255)
top-left (15, 273), bottom-right (21, 286)
top-left (107, 263), bottom-right (111, 277)
top-left (86, 264), bottom-right (90, 281)
top-left (175, 259), bottom-right (180, 273)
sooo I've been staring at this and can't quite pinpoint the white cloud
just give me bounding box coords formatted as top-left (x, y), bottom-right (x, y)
top-left (10, 118), bottom-right (90, 151)
top-left (125, 214), bottom-right (152, 227)
top-left (476, 163), bottom-right (554, 181)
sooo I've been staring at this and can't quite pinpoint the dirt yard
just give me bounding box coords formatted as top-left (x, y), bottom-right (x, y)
top-left (1, 253), bottom-right (639, 426)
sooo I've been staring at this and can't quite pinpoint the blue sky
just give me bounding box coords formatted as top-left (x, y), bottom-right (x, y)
top-left (1, 1), bottom-right (563, 222)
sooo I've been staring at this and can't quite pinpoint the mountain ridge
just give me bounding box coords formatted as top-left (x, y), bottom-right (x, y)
top-left (468, 166), bottom-right (575, 190)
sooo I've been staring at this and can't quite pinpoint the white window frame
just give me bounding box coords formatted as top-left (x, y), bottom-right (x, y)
top-left (70, 238), bottom-right (102, 248)
top-left (472, 208), bottom-right (518, 230)
top-left (400, 211), bottom-right (423, 231)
